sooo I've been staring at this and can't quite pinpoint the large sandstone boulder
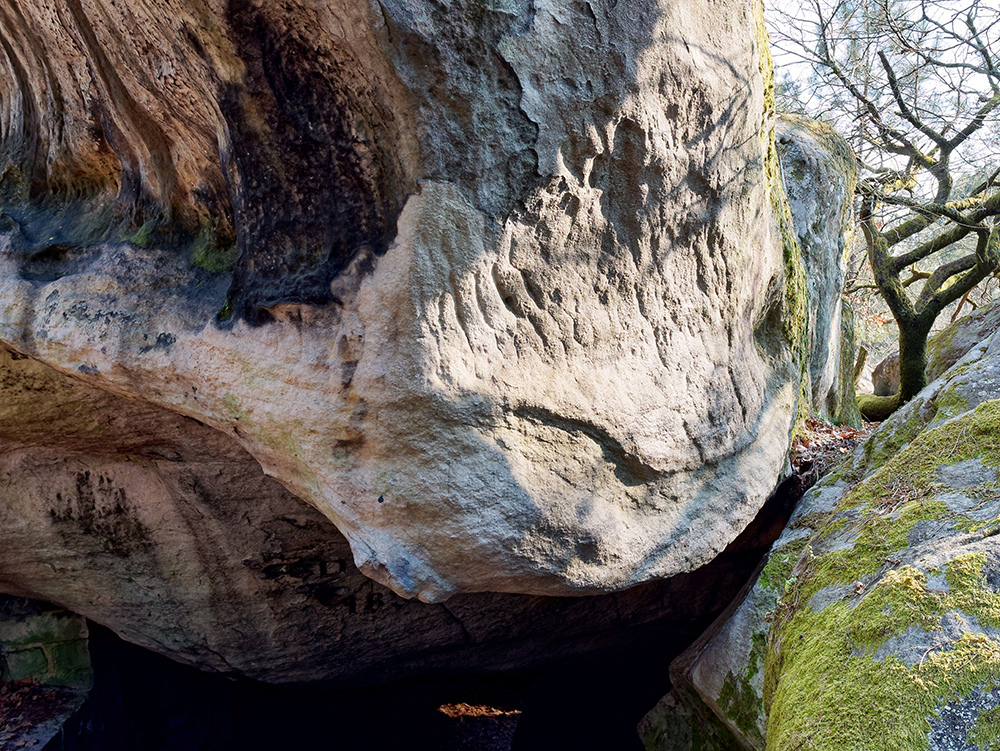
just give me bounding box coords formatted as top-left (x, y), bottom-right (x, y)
top-left (0, 343), bottom-right (785, 685)
top-left (642, 306), bottom-right (1000, 750)
top-left (776, 115), bottom-right (857, 423)
top-left (0, 0), bottom-right (803, 603)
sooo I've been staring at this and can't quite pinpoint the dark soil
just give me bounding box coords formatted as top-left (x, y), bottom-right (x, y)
top-left (791, 417), bottom-right (876, 483)
top-left (0, 680), bottom-right (76, 750)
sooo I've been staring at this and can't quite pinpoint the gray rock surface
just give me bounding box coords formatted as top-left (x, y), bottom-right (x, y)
top-left (0, 346), bottom-right (771, 684)
top-left (0, 0), bottom-right (803, 602)
top-left (926, 304), bottom-right (1000, 382)
top-left (776, 115), bottom-right (857, 421)
top-left (873, 351), bottom-right (901, 396)
top-left (642, 304), bottom-right (1000, 750)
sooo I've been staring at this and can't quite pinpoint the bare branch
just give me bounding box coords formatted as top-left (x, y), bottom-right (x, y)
top-left (902, 269), bottom-right (931, 287)
top-left (946, 92), bottom-right (1000, 151)
top-left (892, 189), bottom-right (1000, 269)
top-left (859, 185), bottom-right (979, 228)
top-left (879, 50), bottom-right (949, 151)
top-left (917, 225), bottom-right (1000, 315)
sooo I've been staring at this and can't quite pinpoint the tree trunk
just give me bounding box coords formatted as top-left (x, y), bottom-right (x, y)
top-left (897, 318), bottom-right (932, 403)
top-left (857, 319), bottom-right (931, 422)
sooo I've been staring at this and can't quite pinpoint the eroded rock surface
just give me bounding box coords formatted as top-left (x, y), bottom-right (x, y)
top-left (0, 0), bottom-right (804, 602)
top-left (776, 115), bottom-right (857, 422)
top-left (0, 346), bottom-right (787, 684)
top-left (642, 306), bottom-right (1000, 750)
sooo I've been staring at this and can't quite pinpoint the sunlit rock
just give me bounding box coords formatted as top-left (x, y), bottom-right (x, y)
top-left (0, 0), bottom-right (805, 603)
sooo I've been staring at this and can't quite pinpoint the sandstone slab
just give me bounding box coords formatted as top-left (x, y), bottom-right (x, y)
top-left (643, 307), bottom-right (1000, 750)
top-left (776, 115), bottom-right (857, 422)
top-left (0, 346), bottom-right (786, 685)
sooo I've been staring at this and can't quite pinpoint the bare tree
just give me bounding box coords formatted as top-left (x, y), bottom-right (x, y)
top-left (769, 0), bottom-right (1000, 420)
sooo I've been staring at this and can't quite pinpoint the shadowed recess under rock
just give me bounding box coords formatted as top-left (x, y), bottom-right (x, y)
top-left (220, 0), bottom-right (412, 322)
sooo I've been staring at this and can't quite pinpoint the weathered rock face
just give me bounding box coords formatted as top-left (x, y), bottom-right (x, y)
top-left (0, 0), bottom-right (802, 603)
top-left (836, 299), bottom-right (863, 427)
top-left (0, 344), bottom-right (787, 685)
top-left (776, 115), bottom-right (857, 422)
top-left (642, 306), bottom-right (1000, 750)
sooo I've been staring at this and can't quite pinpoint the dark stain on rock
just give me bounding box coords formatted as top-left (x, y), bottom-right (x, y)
top-left (984, 552), bottom-right (1000, 593)
top-left (49, 471), bottom-right (152, 558)
top-left (138, 332), bottom-right (177, 355)
top-left (17, 243), bottom-right (102, 283)
top-left (246, 549), bottom-right (354, 607)
top-left (220, 1), bottom-right (411, 324)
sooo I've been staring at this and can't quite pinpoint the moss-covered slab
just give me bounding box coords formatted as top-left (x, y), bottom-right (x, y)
top-left (642, 316), bottom-right (1000, 750)
top-left (926, 306), bottom-right (1000, 384)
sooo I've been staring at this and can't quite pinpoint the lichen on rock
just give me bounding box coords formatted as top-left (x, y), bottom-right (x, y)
top-left (643, 307), bottom-right (1000, 751)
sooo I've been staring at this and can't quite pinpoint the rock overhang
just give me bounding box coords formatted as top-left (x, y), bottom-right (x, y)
top-left (0, 0), bottom-right (809, 602)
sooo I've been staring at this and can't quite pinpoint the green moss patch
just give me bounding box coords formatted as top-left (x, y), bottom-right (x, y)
top-left (766, 558), bottom-right (1000, 751)
top-left (123, 217), bottom-right (159, 247)
top-left (762, 485), bottom-right (1000, 750)
top-left (758, 538), bottom-right (809, 592)
top-left (190, 223), bottom-right (237, 274)
top-left (732, 366), bottom-right (1000, 751)
top-left (858, 391), bottom-right (903, 423)
top-left (847, 567), bottom-right (945, 644)
top-left (860, 397), bottom-right (928, 472)
top-left (945, 554), bottom-right (1000, 629)
top-left (846, 399), bottom-right (1000, 510)
top-left (718, 670), bottom-right (765, 745)
top-left (933, 387), bottom-right (970, 423)
top-left (806, 500), bottom-right (948, 598)
top-left (969, 704), bottom-right (1000, 750)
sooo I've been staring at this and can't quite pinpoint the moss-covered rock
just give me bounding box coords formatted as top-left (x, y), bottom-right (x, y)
top-left (0, 597), bottom-right (91, 687)
top-left (926, 305), bottom-right (1000, 383)
top-left (642, 304), bottom-right (1000, 750)
top-left (776, 115), bottom-right (858, 425)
